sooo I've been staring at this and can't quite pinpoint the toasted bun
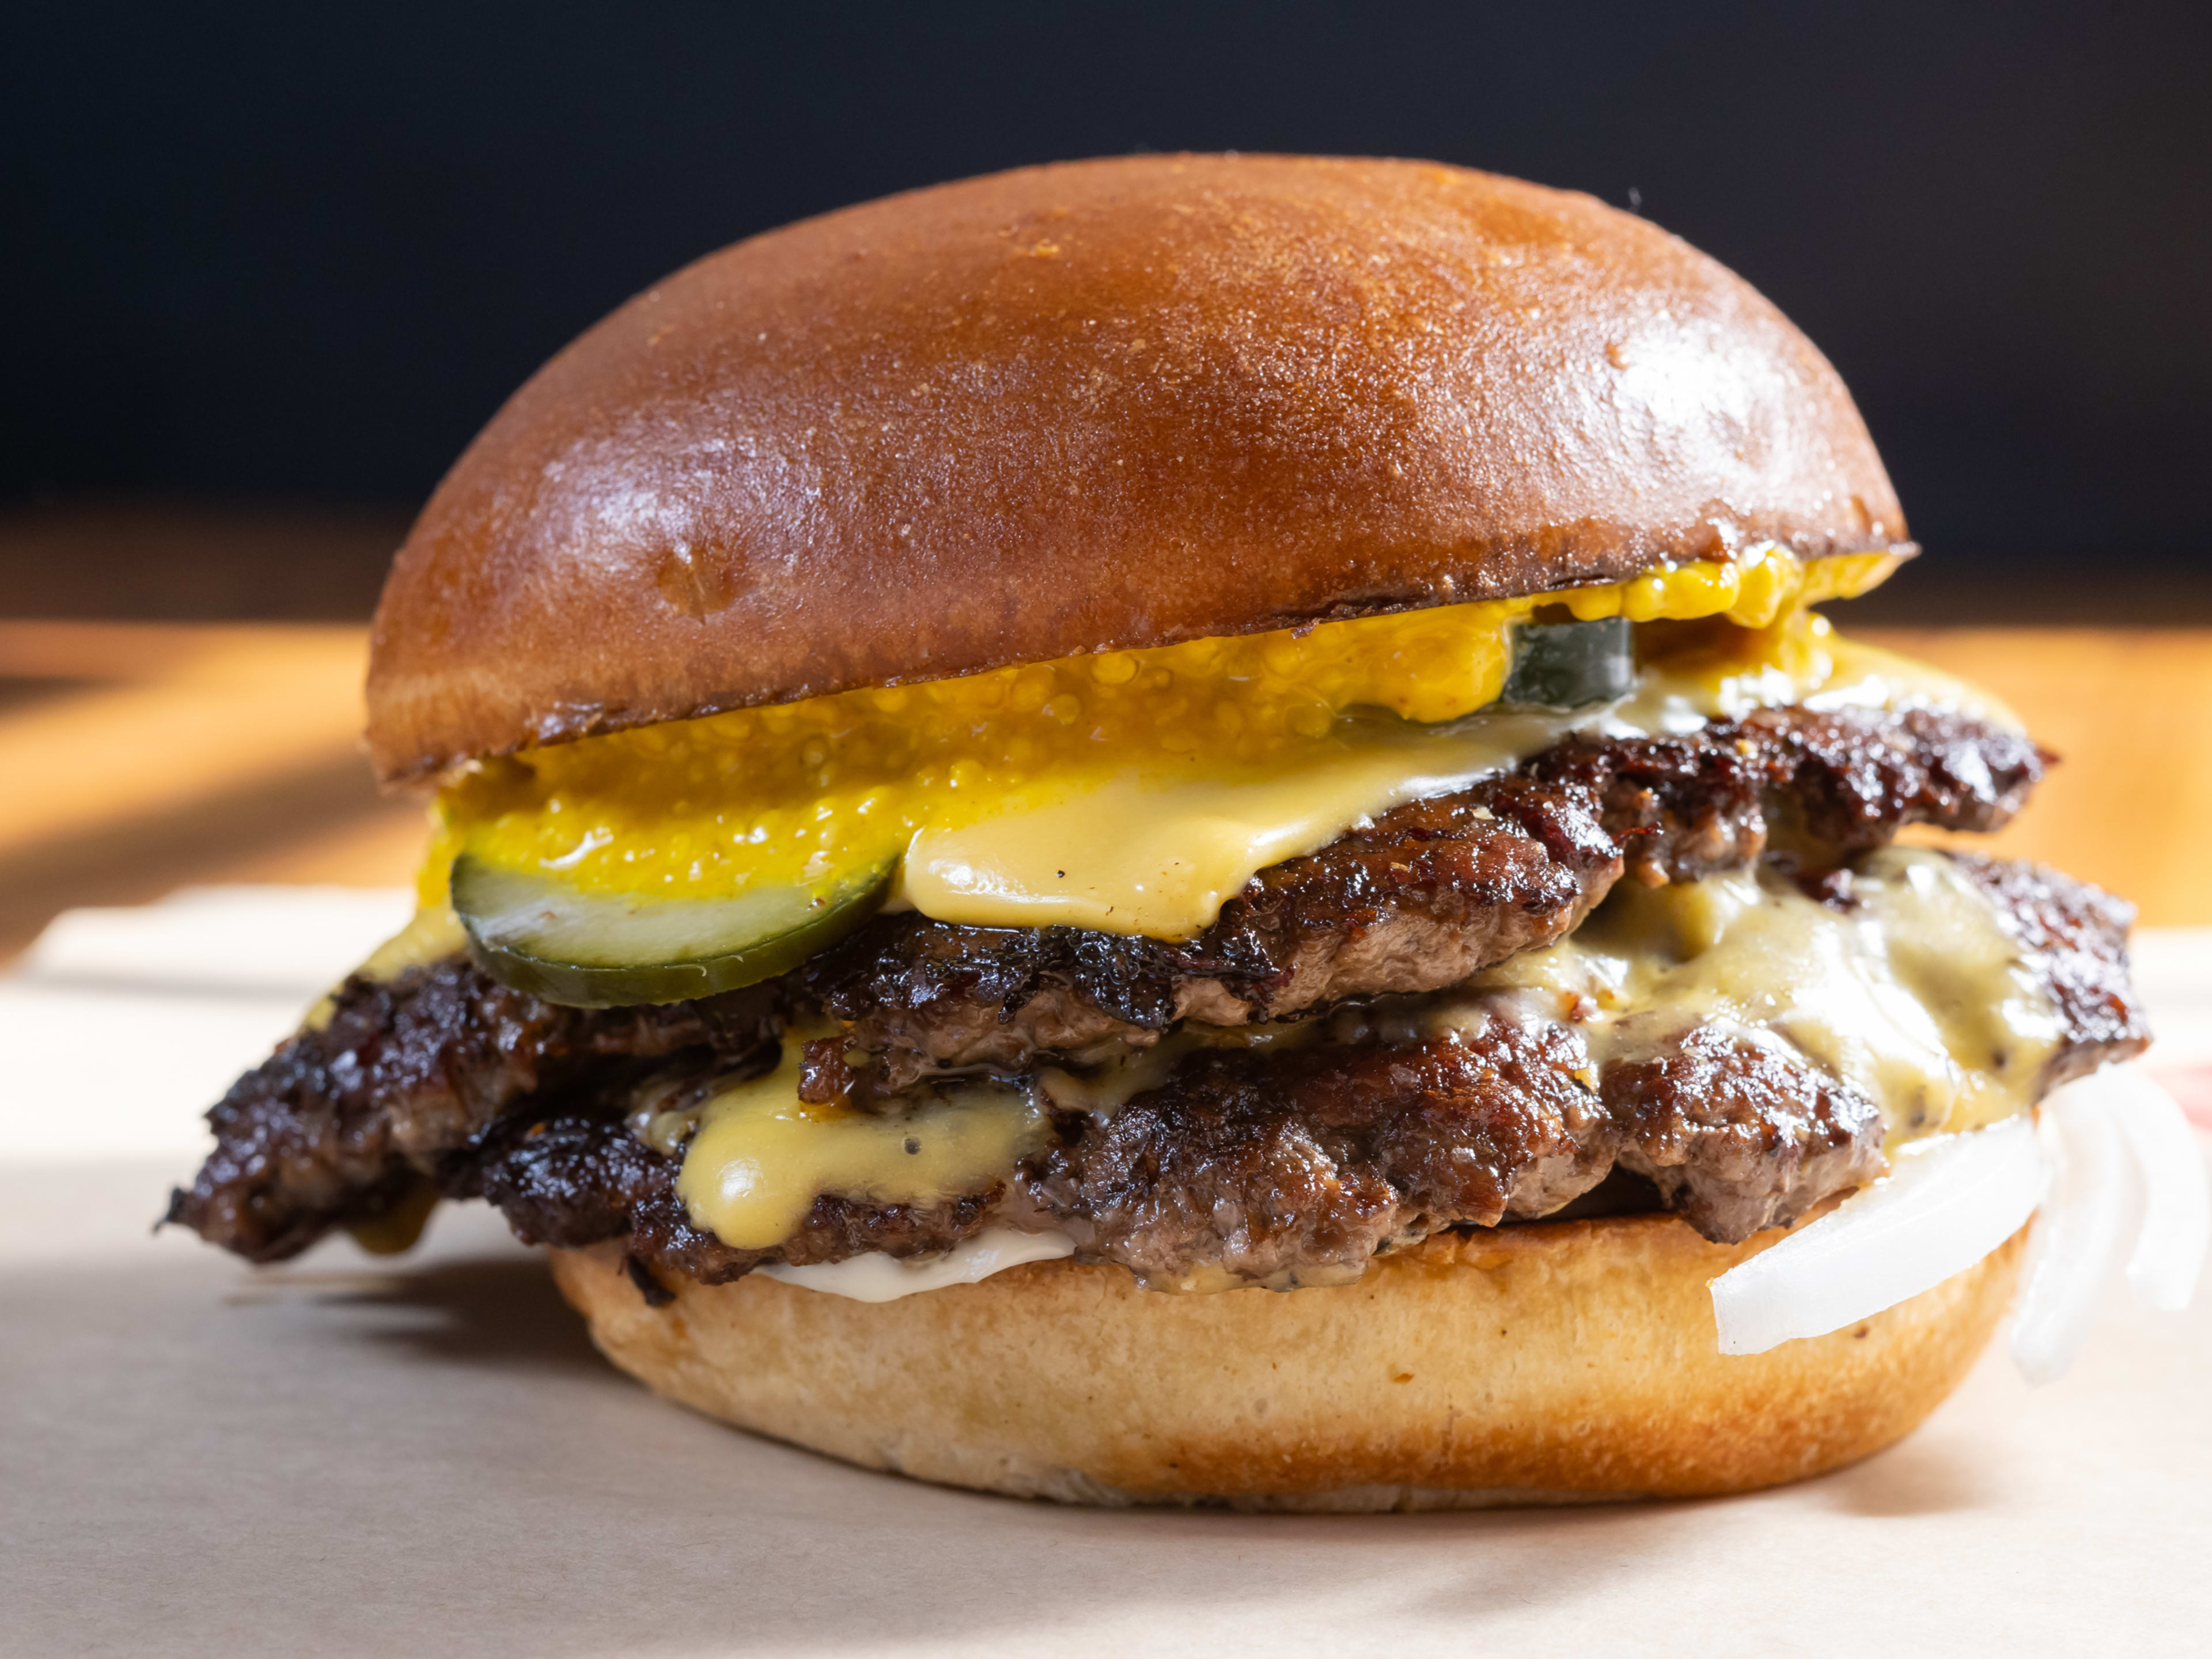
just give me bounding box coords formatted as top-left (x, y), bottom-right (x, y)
top-left (549, 1215), bottom-right (2021, 1509)
top-left (368, 154), bottom-right (1907, 782)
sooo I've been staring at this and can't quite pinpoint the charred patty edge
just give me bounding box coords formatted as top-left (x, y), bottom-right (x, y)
top-left (164, 703), bottom-right (2082, 1285)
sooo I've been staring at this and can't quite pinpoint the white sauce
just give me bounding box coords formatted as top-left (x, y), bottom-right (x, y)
top-left (757, 1227), bottom-right (1076, 1301)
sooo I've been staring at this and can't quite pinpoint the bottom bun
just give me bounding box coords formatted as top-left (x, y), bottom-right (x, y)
top-left (549, 1214), bottom-right (2025, 1510)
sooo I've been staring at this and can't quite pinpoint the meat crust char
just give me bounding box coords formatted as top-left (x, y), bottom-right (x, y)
top-left (807, 706), bottom-right (2048, 1083)
top-left (1951, 853), bottom-right (2152, 1086)
top-left (164, 704), bottom-right (2089, 1286)
top-left (1029, 1020), bottom-right (1624, 1285)
top-left (164, 965), bottom-right (778, 1263)
top-left (1600, 1027), bottom-right (1890, 1243)
top-left (1531, 703), bottom-right (2046, 887)
top-left (806, 774), bottom-right (1621, 1089)
top-left (476, 849), bottom-right (2141, 1285)
top-left (167, 857), bottom-right (2142, 1284)
top-left (457, 1012), bottom-right (1876, 1288)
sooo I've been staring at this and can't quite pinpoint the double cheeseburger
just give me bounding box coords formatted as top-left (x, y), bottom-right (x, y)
top-left (171, 156), bottom-right (2149, 1508)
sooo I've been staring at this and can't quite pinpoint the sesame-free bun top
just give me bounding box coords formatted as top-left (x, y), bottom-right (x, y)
top-left (367, 153), bottom-right (1907, 782)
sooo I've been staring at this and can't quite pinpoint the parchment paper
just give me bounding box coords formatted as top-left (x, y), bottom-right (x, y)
top-left (5, 897), bottom-right (2209, 1657)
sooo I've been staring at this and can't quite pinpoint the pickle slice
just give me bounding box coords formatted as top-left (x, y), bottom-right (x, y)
top-left (450, 853), bottom-right (894, 1007)
top-left (1501, 616), bottom-right (1635, 709)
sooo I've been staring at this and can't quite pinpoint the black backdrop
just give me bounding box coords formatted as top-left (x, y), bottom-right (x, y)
top-left (7, 1), bottom-right (2209, 584)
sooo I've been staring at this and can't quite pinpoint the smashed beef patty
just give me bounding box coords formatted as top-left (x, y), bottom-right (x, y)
top-left (463, 1012), bottom-right (1877, 1290)
top-left (805, 704), bottom-right (2046, 1085)
top-left (443, 851), bottom-right (2146, 1290)
top-left (169, 853), bottom-right (2143, 1286)
top-left (167, 705), bottom-right (2085, 1285)
top-left (169, 964), bottom-right (779, 1261)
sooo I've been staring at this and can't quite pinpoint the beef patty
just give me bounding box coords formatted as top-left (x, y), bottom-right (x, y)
top-left (423, 842), bottom-right (2147, 1291)
top-left (172, 965), bottom-right (779, 1262)
top-left (165, 703), bottom-right (2097, 1288)
top-left (805, 705), bottom-right (2046, 1085)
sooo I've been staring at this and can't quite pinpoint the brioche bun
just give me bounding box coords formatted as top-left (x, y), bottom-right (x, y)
top-left (367, 153), bottom-right (1907, 782)
top-left (549, 1215), bottom-right (2023, 1509)
top-left (387, 156), bottom-right (1961, 1508)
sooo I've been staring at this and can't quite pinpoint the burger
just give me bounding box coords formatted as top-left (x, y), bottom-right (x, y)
top-left (169, 155), bottom-right (2175, 1509)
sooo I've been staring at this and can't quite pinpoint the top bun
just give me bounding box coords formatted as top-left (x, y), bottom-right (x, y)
top-left (367, 154), bottom-right (1906, 782)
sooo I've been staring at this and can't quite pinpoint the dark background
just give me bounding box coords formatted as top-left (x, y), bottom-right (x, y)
top-left (5, 1), bottom-right (2207, 618)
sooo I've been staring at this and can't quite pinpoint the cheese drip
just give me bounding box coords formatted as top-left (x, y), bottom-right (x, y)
top-left (1460, 848), bottom-right (2064, 1143)
top-left (429, 549), bottom-right (1905, 936)
top-left (675, 1049), bottom-right (1052, 1250)
top-left (301, 902), bottom-right (463, 1031)
top-left (670, 851), bottom-right (2059, 1263)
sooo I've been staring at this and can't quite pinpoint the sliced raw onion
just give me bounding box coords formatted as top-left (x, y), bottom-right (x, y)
top-left (1711, 1115), bottom-right (2045, 1357)
top-left (2010, 1085), bottom-right (2142, 1385)
top-left (1710, 1066), bottom-right (2207, 1380)
top-left (756, 1228), bottom-right (1075, 1302)
top-left (2102, 1068), bottom-right (2211, 1312)
top-left (2010, 1066), bottom-right (2208, 1382)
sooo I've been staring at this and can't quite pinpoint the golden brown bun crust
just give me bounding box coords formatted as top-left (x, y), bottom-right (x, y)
top-left (368, 154), bottom-right (1907, 782)
top-left (549, 1215), bottom-right (2020, 1510)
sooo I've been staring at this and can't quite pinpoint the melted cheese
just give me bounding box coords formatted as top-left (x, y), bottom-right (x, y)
top-left (1802, 635), bottom-right (2020, 729)
top-left (1640, 628), bottom-right (2020, 733)
top-left (355, 902), bottom-right (465, 979)
top-left (1036, 1020), bottom-right (1317, 1115)
top-left (903, 705), bottom-right (1615, 935)
top-left (675, 1050), bottom-right (1052, 1249)
top-left (671, 853), bottom-right (2055, 1262)
top-left (428, 549), bottom-right (1901, 932)
top-left (301, 902), bottom-right (466, 1031)
top-left (1462, 849), bottom-right (2064, 1143)
top-left (891, 623), bottom-right (2017, 938)
top-left (679, 1021), bottom-right (1315, 1256)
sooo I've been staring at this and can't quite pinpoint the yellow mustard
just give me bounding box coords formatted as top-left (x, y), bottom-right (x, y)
top-left (428, 548), bottom-right (1897, 916)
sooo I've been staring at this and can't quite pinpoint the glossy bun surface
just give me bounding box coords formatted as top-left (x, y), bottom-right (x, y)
top-left (369, 154), bottom-right (1906, 781)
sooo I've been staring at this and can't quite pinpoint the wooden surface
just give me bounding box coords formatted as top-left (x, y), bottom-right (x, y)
top-left (1866, 627), bottom-right (2212, 926)
top-left (0, 619), bottom-right (2206, 957)
top-left (0, 622), bottom-right (426, 956)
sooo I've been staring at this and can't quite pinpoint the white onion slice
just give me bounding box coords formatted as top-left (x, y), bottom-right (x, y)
top-left (2007, 1067), bottom-right (2208, 1383)
top-left (1711, 1116), bottom-right (2044, 1356)
top-left (756, 1227), bottom-right (1075, 1302)
top-left (2103, 1069), bottom-right (2210, 1312)
top-left (2010, 1086), bottom-right (2143, 1385)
